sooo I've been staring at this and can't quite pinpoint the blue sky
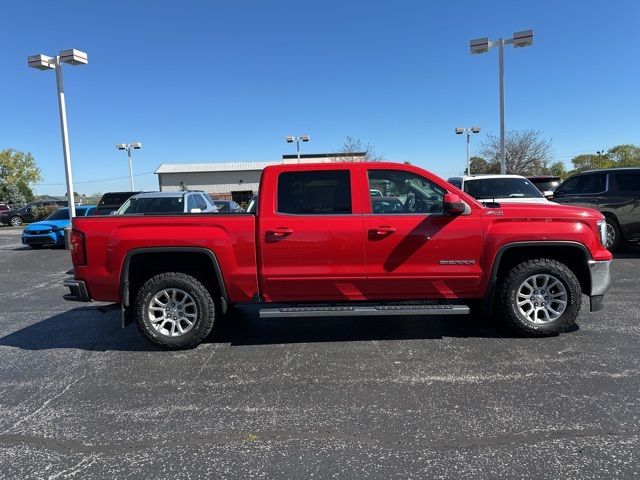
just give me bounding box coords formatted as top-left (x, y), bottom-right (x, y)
top-left (2, 0), bottom-right (639, 195)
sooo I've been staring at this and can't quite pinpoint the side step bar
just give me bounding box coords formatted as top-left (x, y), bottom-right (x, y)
top-left (259, 304), bottom-right (470, 318)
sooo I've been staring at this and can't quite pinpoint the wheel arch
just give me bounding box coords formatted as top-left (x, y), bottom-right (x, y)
top-left (120, 247), bottom-right (229, 322)
top-left (483, 241), bottom-right (592, 315)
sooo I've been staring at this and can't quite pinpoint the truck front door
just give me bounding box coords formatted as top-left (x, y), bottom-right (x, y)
top-left (362, 167), bottom-right (484, 299)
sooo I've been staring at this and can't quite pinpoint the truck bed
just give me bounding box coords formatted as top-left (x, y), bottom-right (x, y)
top-left (72, 214), bottom-right (258, 303)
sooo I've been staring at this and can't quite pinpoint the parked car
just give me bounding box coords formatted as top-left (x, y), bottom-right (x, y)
top-left (116, 191), bottom-right (218, 215)
top-left (527, 176), bottom-right (562, 196)
top-left (553, 167), bottom-right (640, 251)
top-left (21, 206), bottom-right (96, 248)
top-left (0, 200), bottom-right (68, 227)
top-left (213, 200), bottom-right (244, 213)
top-left (447, 175), bottom-right (552, 205)
top-left (94, 191), bottom-right (140, 215)
top-left (64, 162), bottom-right (611, 349)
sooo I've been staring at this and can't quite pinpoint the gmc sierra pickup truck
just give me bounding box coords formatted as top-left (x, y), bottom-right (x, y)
top-left (64, 162), bottom-right (613, 349)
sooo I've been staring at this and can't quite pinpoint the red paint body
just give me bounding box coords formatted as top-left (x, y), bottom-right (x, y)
top-left (70, 162), bottom-right (612, 305)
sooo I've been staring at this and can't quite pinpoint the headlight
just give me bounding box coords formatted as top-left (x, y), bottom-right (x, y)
top-left (596, 219), bottom-right (607, 247)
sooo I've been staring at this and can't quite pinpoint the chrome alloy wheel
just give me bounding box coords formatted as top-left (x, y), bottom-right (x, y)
top-left (516, 274), bottom-right (567, 324)
top-left (605, 222), bottom-right (616, 249)
top-left (147, 288), bottom-right (198, 337)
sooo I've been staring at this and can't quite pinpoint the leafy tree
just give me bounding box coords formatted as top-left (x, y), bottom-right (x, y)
top-left (465, 156), bottom-right (499, 175)
top-left (0, 182), bottom-right (27, 206)
top-left (570, 144), bottom-right (640, 172)
top-left (0, 149), bottom-right (42, 202)
top-left (547, 161), bottom-right (568, 178)
top-left (480, 130), bottom-right (552, 175)
top-left (334, 136), bottom-right (384, 162)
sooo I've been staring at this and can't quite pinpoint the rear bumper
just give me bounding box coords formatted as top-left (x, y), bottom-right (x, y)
top-left (63, 279), bottom-right (91, 302)
top-left (588, 260), bottom-right (612, 312)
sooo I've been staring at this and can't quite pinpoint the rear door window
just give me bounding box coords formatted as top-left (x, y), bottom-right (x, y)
top-left (614, 172), bottom-right (640, 193)
top-left (277, 170), bottom-right (352, 215)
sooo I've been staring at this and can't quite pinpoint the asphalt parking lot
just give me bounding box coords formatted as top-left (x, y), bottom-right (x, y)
top-left (0, 227), bottom-right (639, 479)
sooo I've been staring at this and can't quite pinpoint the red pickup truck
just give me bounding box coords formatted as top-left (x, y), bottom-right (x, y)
top-left (64, 162), bottom-right (612, 349)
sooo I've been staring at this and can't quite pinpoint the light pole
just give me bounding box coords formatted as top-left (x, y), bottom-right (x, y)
top-left (28, 49), bottom-right (88, 218)
top-left (285, 135), bottom-right (310, 163)
top-left (470, 30), bottom-right (534, 174)
top-left (455, 127), bottom-right (481, 175)
top-left (116, 143), bottom-right (142, 190)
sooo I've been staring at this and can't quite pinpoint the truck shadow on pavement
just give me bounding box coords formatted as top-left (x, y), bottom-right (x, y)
top-left (0, 304), bottom-right (574, 352)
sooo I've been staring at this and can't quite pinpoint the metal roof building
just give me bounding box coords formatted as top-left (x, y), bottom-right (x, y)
top-left (155, 161), bottom-right (281, 204)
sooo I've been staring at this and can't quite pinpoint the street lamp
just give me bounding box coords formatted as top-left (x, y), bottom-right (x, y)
top-left (28, 49), bottom-right (88, 218)
top-left (455, 126), bottom-right (481, 175)
top-left (470, 30), bottom-right (533, 174)
top-left (285, 135), bottom-right (310, 163)
top-left (115, 143), bottom-right (142, 190)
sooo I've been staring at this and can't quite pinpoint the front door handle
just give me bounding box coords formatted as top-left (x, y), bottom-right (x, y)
top-left (369, 226), bottom-right (396, 236)
top-left (266, 228), bottom-right (294, 238)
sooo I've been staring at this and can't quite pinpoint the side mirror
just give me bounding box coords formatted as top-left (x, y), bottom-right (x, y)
top-left (554, 189), bottom-right (565, 197)
top-left (109, 210), bottom-right (117, 215)
top-left (443, 193), bottom-right (467, 215)
top-left (189, 208), bottom-right (202, 214)
top-left (543, 190), bottom-right (554, 200)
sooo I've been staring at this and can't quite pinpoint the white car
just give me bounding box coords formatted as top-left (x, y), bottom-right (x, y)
top-left (116, 191), bottom-right (218, 215)
top-left (447, 174), bottom-right (553, 205)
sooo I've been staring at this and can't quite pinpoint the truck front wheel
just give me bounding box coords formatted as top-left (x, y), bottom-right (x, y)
top-left (134, 272), bottom-right (215, 349)
top-left (497, 258), bottom-right (581, 336)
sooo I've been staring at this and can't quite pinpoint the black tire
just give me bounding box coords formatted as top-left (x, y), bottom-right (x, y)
top-left (134, 272), bottom-right (215, 349)
top-left (604, 216), bottom-right (626, 252)
top-left (497, 258), bottom-right (581, 337)
top-left (9, 216), bottom-right (23, 227)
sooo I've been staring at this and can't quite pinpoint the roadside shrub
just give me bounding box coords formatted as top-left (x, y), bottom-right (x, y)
top-left (32, 205), bottom-right (59, 221)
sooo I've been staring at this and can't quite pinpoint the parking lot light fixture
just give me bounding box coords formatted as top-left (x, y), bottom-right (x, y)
top-left (455, 127), bottom-right (481, 175)
top-left (27, 49), bottom-right (88, 218)
top-left (285, 135), bottom-right (310, 163)
top-left (115, 143), bottom-right (143, 190)
top-left (470, 30), bottom-right (534, 175)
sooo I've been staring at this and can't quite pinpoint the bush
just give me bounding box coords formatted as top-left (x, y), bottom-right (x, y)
top-left (32, 205), bottom-right (59, 221)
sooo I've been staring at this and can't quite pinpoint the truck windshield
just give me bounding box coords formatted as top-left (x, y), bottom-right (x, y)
top-left (465, 178), bottom-right (543, 200)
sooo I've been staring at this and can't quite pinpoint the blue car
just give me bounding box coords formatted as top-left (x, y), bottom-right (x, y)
top-left (21, 206), bottom-right (96, 249)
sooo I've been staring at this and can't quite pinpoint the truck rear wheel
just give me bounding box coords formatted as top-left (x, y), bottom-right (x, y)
top-left (134, 272), bottom-right (215, 349)
top-left (497, 258), bottom-right (581, 336)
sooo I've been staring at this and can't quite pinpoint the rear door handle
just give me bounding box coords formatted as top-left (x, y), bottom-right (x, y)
top-left (369, 226), bottom-right (396, 236)
top-left (266, 228), bottom-right (294, 238)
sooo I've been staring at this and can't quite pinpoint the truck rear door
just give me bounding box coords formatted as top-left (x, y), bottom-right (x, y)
top-left (258, 166), bottom-right (366, 302)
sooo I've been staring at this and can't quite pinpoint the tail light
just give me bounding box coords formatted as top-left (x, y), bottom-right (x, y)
top-left (70, 229), bottom-right (86, 266)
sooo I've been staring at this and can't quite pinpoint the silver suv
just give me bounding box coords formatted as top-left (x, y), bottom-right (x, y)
top-left (116, 191), bottom-right (218, 215)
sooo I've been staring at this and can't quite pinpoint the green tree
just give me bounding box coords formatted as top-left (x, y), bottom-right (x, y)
top-left (570, 145), bottom-right (640, 172)
top-left (0, 149), bottom-right (42, 202)
top-left (547, 161), bottom-right (568, 178)
top-left (466, 156), bottom-right (499, 175)
top-left (0, 182), bottom-right (26, 205)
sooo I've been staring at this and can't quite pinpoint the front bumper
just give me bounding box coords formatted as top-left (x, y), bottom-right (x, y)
top-left (22, 232), bottom-right (63, 246)
top-left (588, 260), bottom-right (612, 312)
top-left (63, 279), bottom-right (91, 302)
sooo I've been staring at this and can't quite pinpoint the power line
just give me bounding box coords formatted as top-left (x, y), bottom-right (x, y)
top-left (36, 171), bottom-right (155, 186)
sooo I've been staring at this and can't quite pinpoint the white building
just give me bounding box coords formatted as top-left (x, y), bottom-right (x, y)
top-left (155, 153), bottom-right (366, 205)
top-left (155, 161), bottom-right (280, 204)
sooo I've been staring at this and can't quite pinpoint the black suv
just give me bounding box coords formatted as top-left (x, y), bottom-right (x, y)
top-left (0, 200), bottom-right (68, 227)
top-left (553, 167), bottom-right (640, 251)
top-left (94, 191), bottom-right (141, 215)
